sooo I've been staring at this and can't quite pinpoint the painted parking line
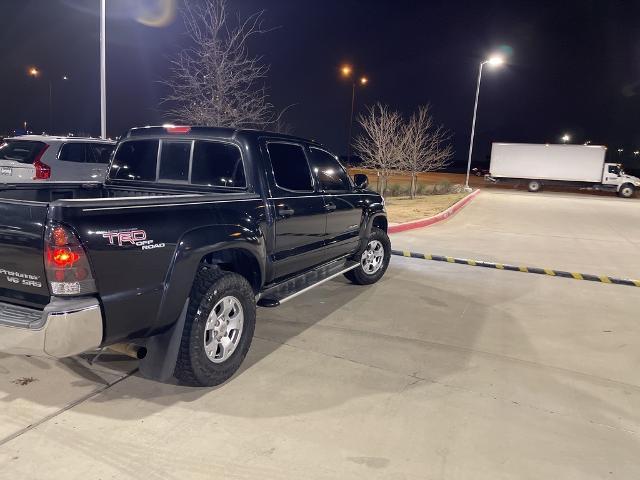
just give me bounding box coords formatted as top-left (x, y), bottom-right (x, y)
top-left (391, 250), bottom-right (640, 288)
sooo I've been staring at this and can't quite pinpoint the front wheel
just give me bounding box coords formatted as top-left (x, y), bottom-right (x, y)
top-left (174, 266), bottom-right (256, 387)
top-left (345, 227), bottom-right (391, 285)
top-left (618, 184), bottom-right (635, 198)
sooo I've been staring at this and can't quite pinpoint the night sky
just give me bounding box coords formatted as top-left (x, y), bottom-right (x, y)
top-left (2, 0), bottom-right (639, 170)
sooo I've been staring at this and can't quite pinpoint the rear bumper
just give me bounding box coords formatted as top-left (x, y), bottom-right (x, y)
top-left (0, 297), bottom-right (103, 357)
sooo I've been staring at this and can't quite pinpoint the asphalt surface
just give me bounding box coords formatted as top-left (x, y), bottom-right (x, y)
top-left (1, 190), bottom-right (639, 479)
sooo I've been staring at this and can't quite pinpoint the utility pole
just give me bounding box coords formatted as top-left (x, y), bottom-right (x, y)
top-left (100, 0), bottom-right (107, 138)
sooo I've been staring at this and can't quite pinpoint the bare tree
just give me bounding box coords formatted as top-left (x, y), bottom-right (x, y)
top-left (162, 0), bottom-right (277, 128)
top-left (400, 105), bottom-right (453, 198)
top-left (353, 103), bottom-right (404, 195)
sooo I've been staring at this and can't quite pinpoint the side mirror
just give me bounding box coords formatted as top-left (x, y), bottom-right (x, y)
top-left (353, 173), bottom-right (369, 189)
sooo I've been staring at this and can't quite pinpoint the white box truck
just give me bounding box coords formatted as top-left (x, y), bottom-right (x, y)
top-left (488, 143), bottom-right (640, 198)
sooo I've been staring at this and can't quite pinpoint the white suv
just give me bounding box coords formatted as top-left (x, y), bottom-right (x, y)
top-left (0, 135), bottom-right (116, 182)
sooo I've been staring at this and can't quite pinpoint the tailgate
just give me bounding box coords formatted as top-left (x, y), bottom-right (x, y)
top-left (0, 199), bottom-right (50, 308)
top-left (0, 160), bottom-right (35, 181)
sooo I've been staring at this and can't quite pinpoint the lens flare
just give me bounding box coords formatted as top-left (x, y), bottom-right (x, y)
top-left (135, 0), bottom-right (177, 28)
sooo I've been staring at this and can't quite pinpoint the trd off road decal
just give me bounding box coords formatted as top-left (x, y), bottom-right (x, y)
top-left (102, 229), bottom-right (165, 251)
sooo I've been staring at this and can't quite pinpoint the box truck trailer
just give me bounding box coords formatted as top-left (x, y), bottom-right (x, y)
top-left (487, 143), bottom-right (640, 198)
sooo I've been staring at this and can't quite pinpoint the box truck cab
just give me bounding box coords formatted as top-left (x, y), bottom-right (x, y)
top-left (488, 143), bottom-right (640, 198)
top-left (602, 164), bottom-right (639, 197)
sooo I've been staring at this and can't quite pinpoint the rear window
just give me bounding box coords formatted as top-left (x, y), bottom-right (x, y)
top-left (110, 140), bottom-right (159, 181)
top-left (0, 141), bottom-right (46, 164)
top-left (191, 141), bottom-right (245, 187)
top-left (159, 141), bottom-right (191, 182)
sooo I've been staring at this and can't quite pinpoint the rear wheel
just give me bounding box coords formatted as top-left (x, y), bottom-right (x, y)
top-left (174, 266), bottom-right (256, 387)
top-left (528, 180), bottom-right (542, 192)
top-left (345, 227), bottom-right (391, 285)
top-left (618, 184), bottom-right (635, 198)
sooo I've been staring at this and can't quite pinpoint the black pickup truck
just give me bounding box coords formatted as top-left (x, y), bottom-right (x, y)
top-left (0, 126), bottom-right (389, 386)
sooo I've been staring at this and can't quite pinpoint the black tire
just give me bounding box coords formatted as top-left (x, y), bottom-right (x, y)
top-left (528, 180), bottom-right (542, 192)
top-left (174, 266), bottom-right (256, 387)
top-left (344, 227), bottom-right (391, 285)
top-left (618, 184), bottom-right (635, 198)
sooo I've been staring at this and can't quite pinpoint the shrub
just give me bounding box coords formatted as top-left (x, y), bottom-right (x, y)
top-left (434, 180), bottom-right (451, 194)
top-left (389, 183), bottom-right (403, 196)
top-left (415, 183), bottom-right (428, 195)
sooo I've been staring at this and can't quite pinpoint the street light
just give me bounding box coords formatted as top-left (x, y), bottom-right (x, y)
top-left (340, 64), bottom-right (369, 162)
top-left (27, 67), bottom-right (69, 134)
top-left (464, 55), bottom-right (505, 190)
top-left (561, 134), bottom-right (571, 143)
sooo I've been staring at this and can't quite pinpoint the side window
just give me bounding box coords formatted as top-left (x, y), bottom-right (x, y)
top-left (308, 147), bottom-right (351, 191)
top-left (608, 165), bottom-right (619, 175)
top-left (267, 142), bottom-right (313, 191)
top-left (109, 140), bottom-right (159, 181)
top-left (191, 141), bottom-right (246, 187)
top-left (159, 141), bottom-right (191, 182)
top-left (59, 143), bottom-right (86, 163)
top-left (87, 144), bottom-right (115, 164)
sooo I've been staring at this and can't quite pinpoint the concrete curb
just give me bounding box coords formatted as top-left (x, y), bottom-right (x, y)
top-left (388, 189), bottom-right (481, 234)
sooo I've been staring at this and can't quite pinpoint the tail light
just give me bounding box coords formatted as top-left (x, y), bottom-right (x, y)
top-left (44, 223), bottom-right (96, 296)
top-left (33, 144), bottom-right (51, 179)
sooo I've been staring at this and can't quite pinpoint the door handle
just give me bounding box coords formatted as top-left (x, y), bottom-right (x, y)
top-left (277, 204), bottom-right (295, 217)
top-left (325, 202), bottom-right (337, 212)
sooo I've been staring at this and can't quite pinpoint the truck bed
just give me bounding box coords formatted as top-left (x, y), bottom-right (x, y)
top-left (0, 182), bottom-right (262, 313)
top-left (0, 182), bottom-right (185, 203)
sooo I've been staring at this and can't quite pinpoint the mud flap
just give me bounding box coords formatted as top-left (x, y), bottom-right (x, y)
top-left (138, 299), bottom-right (189, 382)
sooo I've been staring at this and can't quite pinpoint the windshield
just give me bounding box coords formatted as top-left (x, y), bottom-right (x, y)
top-left (0, 140), bottom-right (46, 164)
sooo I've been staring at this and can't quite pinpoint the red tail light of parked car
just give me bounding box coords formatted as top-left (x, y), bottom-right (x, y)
top-left (33, 144), bottom-right (51, 179)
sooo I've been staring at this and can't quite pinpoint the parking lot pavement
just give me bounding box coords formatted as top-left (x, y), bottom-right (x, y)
top-left (0, 354), bottom-right (135, 440)
top-left (1, 254), bottom-right (639, 479)
top-left (391, 189), bottom-right (640, 279)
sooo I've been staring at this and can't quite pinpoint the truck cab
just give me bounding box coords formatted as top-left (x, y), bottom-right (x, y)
top-left (602, 163), bottom-right (640, 197)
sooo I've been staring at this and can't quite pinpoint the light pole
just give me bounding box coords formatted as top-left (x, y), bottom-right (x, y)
top-left (100, 0), bottom-right (107, 139)
top-left (28, 67), bottom-right (69, 134)
top-left (340, 64), bottom-right (368, 162)
top-left (561, 134), bottom-right (571, 143)
top-left (465, 55), bottom-right (504, 190)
